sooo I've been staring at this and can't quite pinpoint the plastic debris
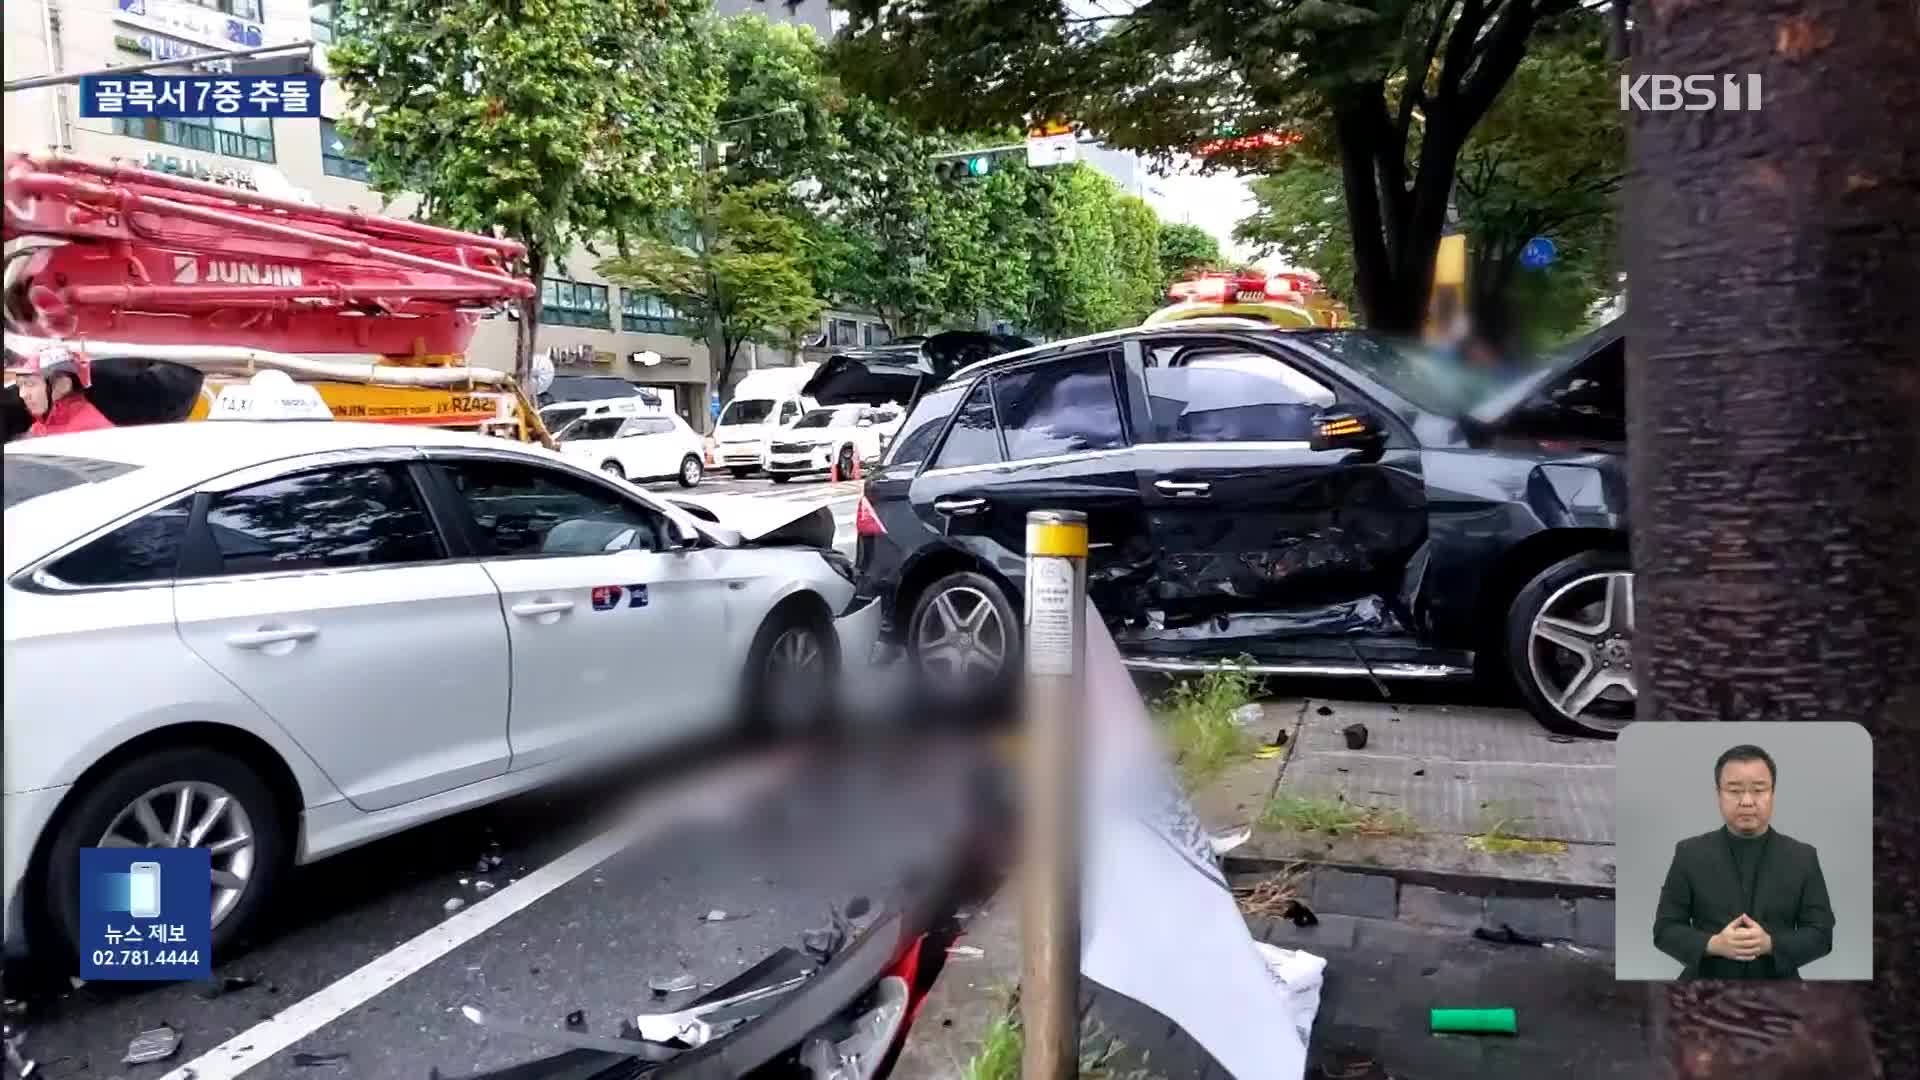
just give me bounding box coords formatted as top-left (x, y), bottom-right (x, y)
top-left (458, 877), bottom-right (470, 887)
top-left (475, 858), bottom-right (492, 873)
top-left (5, 1023), bottom-right (37, 1078)
top-left (946, 945), bottom-right (985, 959)
top-left (1316, 705), bottom-right (1335, 716)
top-left (1475, 924), bottom-right (1539, 947)
top-left (700, 909), bottom-right (752, 923)
top-left (1255, 744), bottom-right (1286, 760)
top-left (474, 881), bottom-right (497, 895)
top-left (444, 897), bottom-right (467, 914)
top-left (123, 1025), bottom-right (182, 1065)
top-left (1230, 703), bottom-right (1265, 728)
top-left (564, 1009), bottom-right (585, 1028)
top-left (648, 972), bottom-right (698, 997)
top-left (66, 977), bottom-right (85, 991)
top-left (1413, 769), bottom-right (1426, 777)
top-left (1342, 723), bottom-right (1369, 750)
top-left (292, 1051), bottom-right (350, 1067)
top-left (1208, 826), bottom-right (1252, 857)
top-left (489, 855), bottom-right (504, 869)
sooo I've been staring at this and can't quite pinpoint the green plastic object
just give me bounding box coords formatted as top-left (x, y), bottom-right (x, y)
top-left (1430, 1007), bottom-right (1517, 1035)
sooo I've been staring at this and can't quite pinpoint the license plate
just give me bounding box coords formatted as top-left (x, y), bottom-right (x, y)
top-left (1236, 290), bottom-right (1265, 303)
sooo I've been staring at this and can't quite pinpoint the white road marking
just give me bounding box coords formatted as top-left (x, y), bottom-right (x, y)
top-left (158, 756), bottom-right (791, 1080)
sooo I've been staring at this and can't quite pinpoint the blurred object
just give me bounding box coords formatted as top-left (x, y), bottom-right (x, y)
top-left (121, 1026), bottom-right (181, 1065)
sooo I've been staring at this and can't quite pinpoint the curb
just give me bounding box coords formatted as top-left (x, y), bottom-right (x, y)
top-left (1223, 853), bottom-right (1617, 902)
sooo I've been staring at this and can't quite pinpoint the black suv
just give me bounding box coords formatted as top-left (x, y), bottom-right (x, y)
top-left (851, 320), bottom-right (1633, 738)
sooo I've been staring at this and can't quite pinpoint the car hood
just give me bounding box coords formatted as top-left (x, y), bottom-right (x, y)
top-left (669, 493), bottom-right (834, 548)
top-left (802, 331), bottom-right (1031, 406)
top-left (1467, 317), bottom-right (1624, 431)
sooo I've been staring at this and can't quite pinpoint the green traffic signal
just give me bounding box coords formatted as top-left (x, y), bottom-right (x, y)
top-left (968, 155), bottom-right (991, 176)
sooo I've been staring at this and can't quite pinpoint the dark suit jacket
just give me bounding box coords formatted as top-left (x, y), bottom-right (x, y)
top-left (1652, 827), bottom-right (1835, 979)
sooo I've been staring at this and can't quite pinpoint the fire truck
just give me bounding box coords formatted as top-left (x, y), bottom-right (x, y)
top-left (2, 153), bottom-right (553, 444)
top-left (1145, 268), bottom-right (1353, 328)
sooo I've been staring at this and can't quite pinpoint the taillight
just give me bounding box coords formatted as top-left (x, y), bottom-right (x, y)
top-left (855, 490), bottom-right (887, 537)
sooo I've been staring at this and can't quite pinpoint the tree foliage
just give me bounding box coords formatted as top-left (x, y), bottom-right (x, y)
top-left (329, 0), bottom-right (720, 381)
top-left (828, 0), bottom-right (1592, 333)
top-left (1156, 222), bottom-right (1225, 287)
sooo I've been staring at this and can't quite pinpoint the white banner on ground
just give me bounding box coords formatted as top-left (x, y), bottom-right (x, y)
top-left (1080, 599), bottom-right (1322, 1079)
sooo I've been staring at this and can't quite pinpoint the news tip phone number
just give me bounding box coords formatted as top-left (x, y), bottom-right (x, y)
top-left (89, 949), bottom-right (202, 967)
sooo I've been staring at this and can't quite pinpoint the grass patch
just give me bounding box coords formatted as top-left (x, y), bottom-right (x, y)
top-left (1155, 665), bottom-right (1262, 790)
top-left (964, 1014), bottom-right (1160, 1080)
top-left (1466, 803), bottom-right (1568, 854)
top-left (1260, 794), bottom-right (1419, 837)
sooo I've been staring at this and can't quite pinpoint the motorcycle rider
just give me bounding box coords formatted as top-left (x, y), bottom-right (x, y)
top-left (7, 344), bottom-right (115, 437)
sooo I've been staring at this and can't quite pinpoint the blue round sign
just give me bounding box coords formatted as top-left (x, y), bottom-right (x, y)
top-left (1520, 236), bottom-right (1558, 269)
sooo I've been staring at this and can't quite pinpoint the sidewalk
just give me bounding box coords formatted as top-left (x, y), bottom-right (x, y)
top-left (896, 696), bottom-right (1654, 1079)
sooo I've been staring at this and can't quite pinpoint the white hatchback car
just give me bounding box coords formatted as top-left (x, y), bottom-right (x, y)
top-left (2, 420), bottom-right (878, 960)
top-left (555, 411), bottom-right (706, 487)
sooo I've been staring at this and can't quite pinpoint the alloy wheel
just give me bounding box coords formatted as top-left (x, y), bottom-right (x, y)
top-left (681, 457), bottom-right (702, 485)
top-left (915, 587), bottom-right (1007, 690)
top-left (1527, 570), bottom-right (1637, 733)
top-left (99, 781), bottom-right (256, 928)
top-left (764, 626), bottom-right (828, 729)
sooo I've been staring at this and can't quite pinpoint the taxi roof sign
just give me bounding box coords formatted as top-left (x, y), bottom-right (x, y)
top-left (210, 370), bottom-right (335, 422)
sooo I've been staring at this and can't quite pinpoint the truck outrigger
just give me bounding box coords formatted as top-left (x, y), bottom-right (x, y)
top-left (3, 152), bottom-right (551, 443)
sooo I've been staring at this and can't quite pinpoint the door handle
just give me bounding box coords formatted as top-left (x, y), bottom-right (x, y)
top-left (226, 626), bottom-right (317, 649)
top-left (1154, 480), bottom-right (1212, 497)
top-left (933, 497), bottom-right (987, 515)
top-left (511, 599), bottom-right (576, 618)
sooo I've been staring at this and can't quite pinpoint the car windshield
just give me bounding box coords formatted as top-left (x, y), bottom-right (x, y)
top-left (720, 399), bottom-right (776, 425)
top-left (557, 417), bottom-right (625, 441)
top-left (793, 409), bottom-right (854, 429)
top-left (3, 454), bottom-right (142, 509)
top-left (1300, 331), bottom-right (1525, 415)
top-left (540, 406), bottom-right (587, 431)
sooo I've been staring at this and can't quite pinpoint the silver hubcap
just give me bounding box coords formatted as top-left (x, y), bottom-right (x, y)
top-left (99, 782), bottom-right (256, 928)
top-left (683, 459), bottom-right (700, 483)
top-left (916, 587), bottom-right (1006, 690)
top-left (1528, 570), bottom-right (1638, 732)
top-left (766, 627), bottom-right (826, 725)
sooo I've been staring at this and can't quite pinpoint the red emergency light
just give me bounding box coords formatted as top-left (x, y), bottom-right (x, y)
top-left (1196, 130), bottom-right (1303, 157)
top-left (1167, 271), bottom-right (1318, 305)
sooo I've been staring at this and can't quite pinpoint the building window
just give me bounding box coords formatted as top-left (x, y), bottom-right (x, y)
top-left (620, 289), bottom-right (689, 335)
top-left (320, 119), bottom-right (369, 181)
top-left (183, 0), bottom-right (266, 20)
top-left (542, 278), bottom-right (611, 329)
top-left (116, 116), bottom-right (275, 163)
top-left (828, 317), bottom-right (860, 348)
top-left (863, 323), bottom-right (893, 347)
top-left (310, 2), bottom-right (336, 43)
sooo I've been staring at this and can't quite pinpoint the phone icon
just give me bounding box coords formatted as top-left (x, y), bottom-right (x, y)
top-left (128, 861), bottom-right (162, 919)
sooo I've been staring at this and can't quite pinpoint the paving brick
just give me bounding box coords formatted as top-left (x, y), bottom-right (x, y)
top-left (1311, 868), bottom-right (1399, 919)
top-left (1574, 897), bottom-right (1618, 949)
top-left (1484, 895), bottom-right (1575, 941)
top-left (1399, 884), bottom-right (1486, 929)
top-left (1254, 911), bottom-right (1360, 950)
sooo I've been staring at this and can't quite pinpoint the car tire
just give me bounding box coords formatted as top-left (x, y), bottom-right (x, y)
top-left (743, 603), bottom-right (839, 738)
top-left (906, 571), bottom-right (1020, 717)
top-left (1505, 550), bottom-right (1637, 739)
top-left (42, 747), bottom-right (288, 964)
top-left (770, 473), bottom-right (792, 485)
top-left (677, 455), bottom-right (704, 488)
top-left (601, 461), bottom-right (626, 480)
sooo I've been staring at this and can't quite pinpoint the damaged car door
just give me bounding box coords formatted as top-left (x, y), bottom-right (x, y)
top-left (1125, 337), bottom-right (1428, 651)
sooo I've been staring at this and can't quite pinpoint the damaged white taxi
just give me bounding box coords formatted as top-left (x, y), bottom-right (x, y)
top-left (2, 374), bottom-right (879, 960)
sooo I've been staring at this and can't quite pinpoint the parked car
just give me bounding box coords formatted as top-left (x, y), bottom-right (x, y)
top-left (851, 320), bottom-right (1631, 737)
top-left (712, 367), bottom-right (819, 477)
top-left (537, 394), bottom-right (667, 436)
top-left (555, 410), bottom-right (706, 487)
top-left (3, 411), bottom-right (879, 960)
top-left (762, 403), bottom-right (900, 483)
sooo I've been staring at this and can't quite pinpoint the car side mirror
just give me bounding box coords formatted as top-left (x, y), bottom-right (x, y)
top-left (1309, 407), bottom-right (1385, 452)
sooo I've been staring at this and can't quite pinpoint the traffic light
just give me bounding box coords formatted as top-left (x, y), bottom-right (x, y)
top-left (931, 146), bottom-right (1024, 183)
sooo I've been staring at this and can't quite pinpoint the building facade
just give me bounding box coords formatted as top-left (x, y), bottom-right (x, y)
top-left (3, 0), bottom-right (848, 432)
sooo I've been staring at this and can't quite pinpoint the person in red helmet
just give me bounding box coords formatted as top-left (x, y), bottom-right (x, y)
top-left (7, 345), bottom-right (115, 437)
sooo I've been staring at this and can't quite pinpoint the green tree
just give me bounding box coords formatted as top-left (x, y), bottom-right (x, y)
top-left (828, 0), bottom-right (1588, 334)
top-left (330, 0), bottom-right (719, 386)
top-left (1156, 222), bottom-right (1224, 287)
top-left (599, 181), bottom-right (827, 389)
top-left (1235, 162), bottom-right (1359, 306)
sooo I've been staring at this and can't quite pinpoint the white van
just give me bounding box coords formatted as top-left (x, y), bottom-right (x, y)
top-left (710, 366), bottom-right (818, 477)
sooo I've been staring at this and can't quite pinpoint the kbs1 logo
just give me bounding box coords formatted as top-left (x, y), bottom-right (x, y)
top-left (1619, 74), bottom-right (1764, 112)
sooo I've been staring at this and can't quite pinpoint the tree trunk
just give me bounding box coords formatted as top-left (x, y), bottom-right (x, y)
top-left (513, 243), bottom-right (548, 393)
top-left (1628, 0), bottom-right (1919, 1075)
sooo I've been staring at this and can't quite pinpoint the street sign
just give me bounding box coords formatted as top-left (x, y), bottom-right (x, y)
top-left (1026, 132), bottom-right (1078, 168)
top-left (1521, 236), bottom-right (1558, 269)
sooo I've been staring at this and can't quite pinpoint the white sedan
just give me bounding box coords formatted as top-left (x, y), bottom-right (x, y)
top-left (554, 411), bottom-right (707, 487)
top-left (2, 419), bottom-right (880, 960)
top-left (762, 404), bottom-right (900, 483)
